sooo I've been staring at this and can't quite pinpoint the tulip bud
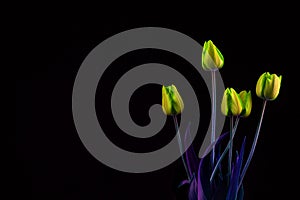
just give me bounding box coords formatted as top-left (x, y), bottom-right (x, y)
top-left (221, 88), bottom-right (243, 116)
top-left (256, 72), bottom-right (282, 101)
top-left (202, 40), bottom-right (224, 71)
top-left (239, 90), bottom-right (252, 117)
top-left (162, 85), bottom-right (184, 115)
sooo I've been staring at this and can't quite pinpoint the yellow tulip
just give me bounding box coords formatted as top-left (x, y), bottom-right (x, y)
top-left (202, 40), bottom-right (224, 71)
top-left (256, 72), bottom-right (282, 100)
top-left (162, 85), bottom-right (184, 115)
top-left (221, 88), bottom-right (243, 116)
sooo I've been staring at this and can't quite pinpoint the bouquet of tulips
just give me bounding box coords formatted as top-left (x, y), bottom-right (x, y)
top-left (162, 40), bottom-right (282, 200)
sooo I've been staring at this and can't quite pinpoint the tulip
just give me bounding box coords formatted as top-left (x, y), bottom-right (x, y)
top-left (221, 88), bottom-right (243, 116)
top-left (239, 90), bottom-right (252, 117)
top-left (162, 85), bottom-right (184, 115)
top-left (202, 40), bottom-right (225, 166)
top-left (202, 40), bottom-right (224, 71)
top-left (163, 85), bottom-right (188, 179)
top-left (240, 72), bottom-right (282, 188)
top-left (256, 72), bottom-right (282, 100)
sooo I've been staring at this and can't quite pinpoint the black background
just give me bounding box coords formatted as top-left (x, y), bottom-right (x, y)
top-left (16, 7), bottom-right (296, 200)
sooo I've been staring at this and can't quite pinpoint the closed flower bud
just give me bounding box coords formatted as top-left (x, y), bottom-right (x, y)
top-left (162, 85), bottom-right (184, 115)
top-left (256, 72), bottom-right (282, 101)
top-left (239, 90), bottom-right (252, 117)
top-left (202, 40), bottom-right (224, 71)
top-left (221, 88), bottom-right (243, 116)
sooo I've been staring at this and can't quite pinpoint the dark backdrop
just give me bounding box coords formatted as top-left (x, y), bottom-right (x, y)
top-left (16, 8), bottom-right (295, 200)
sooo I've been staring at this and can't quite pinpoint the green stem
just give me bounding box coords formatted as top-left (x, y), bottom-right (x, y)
top-left (172, 115), bottom-right (191, 181)
top-left (211, 70), bottom-right (217, 167)
top-left (228, 116), bottom-right (234, 181)
top-left (238, 100), bottom-right (267, 189)
top-left (210, 117), bottom-right (240, 183)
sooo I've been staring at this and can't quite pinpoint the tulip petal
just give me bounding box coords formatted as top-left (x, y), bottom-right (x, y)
top-left (162, 86), bottom-right (173, 115)
top-left (171, 85), bottom-right (184, 114)
top-left (239, 91), bottom-right (252, 117)
top-left (230, 88), bottom-right (243, 116)
top-left (256, 72), bottom-right (267, 99)
top-left (215, 47), bottom-right (224, 68)
top-left (221, 88), bottom-right (230, 116)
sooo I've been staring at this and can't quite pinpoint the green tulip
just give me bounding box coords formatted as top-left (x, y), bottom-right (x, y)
top-left (162, 85), bottom-right (184, 115)
top-left (202, 40), bottom-right (224, 71)
top-left (221, 88), bottom-right (243, 116)
top-left (239, 90), bottom-right (252, 117)
top-left (256, 72), bottom-right (282, 100)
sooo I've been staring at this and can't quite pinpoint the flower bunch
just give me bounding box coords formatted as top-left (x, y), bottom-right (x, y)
top-left (162, 40), bottom-right (282, 200)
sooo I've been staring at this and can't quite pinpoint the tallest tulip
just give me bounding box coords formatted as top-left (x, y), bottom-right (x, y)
top-left (202, 40), bottom-right (224, 71)
top-left (201, 40), bottom-right (224, 167)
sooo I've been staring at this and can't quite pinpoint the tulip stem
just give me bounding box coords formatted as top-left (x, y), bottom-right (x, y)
top-left (211, 70), bottom-right (217, 167)
top-left (209, 117), bottom-right (240, 183)
top-left (173, 115), bottom-right (191, 181)
top-left (228, 116), bottom-right (234, 181)
top-left (238, 100), bottom-right (267, 190)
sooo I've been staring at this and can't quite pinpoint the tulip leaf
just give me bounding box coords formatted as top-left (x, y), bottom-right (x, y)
top-left (177, 179), bottom-right (190, 189)
top-left (211, 180), bottom-right (228, 200)
top-left (196, 132), bottom-right (229, 200)
top-left (188, 174), bottom-right (198, 200)
top-left (236, 184), bottom-right (244, 200)
top-left (197, 156), bottom-right (208, 200)
top-left (226, 137), bottom-right (246, 200)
